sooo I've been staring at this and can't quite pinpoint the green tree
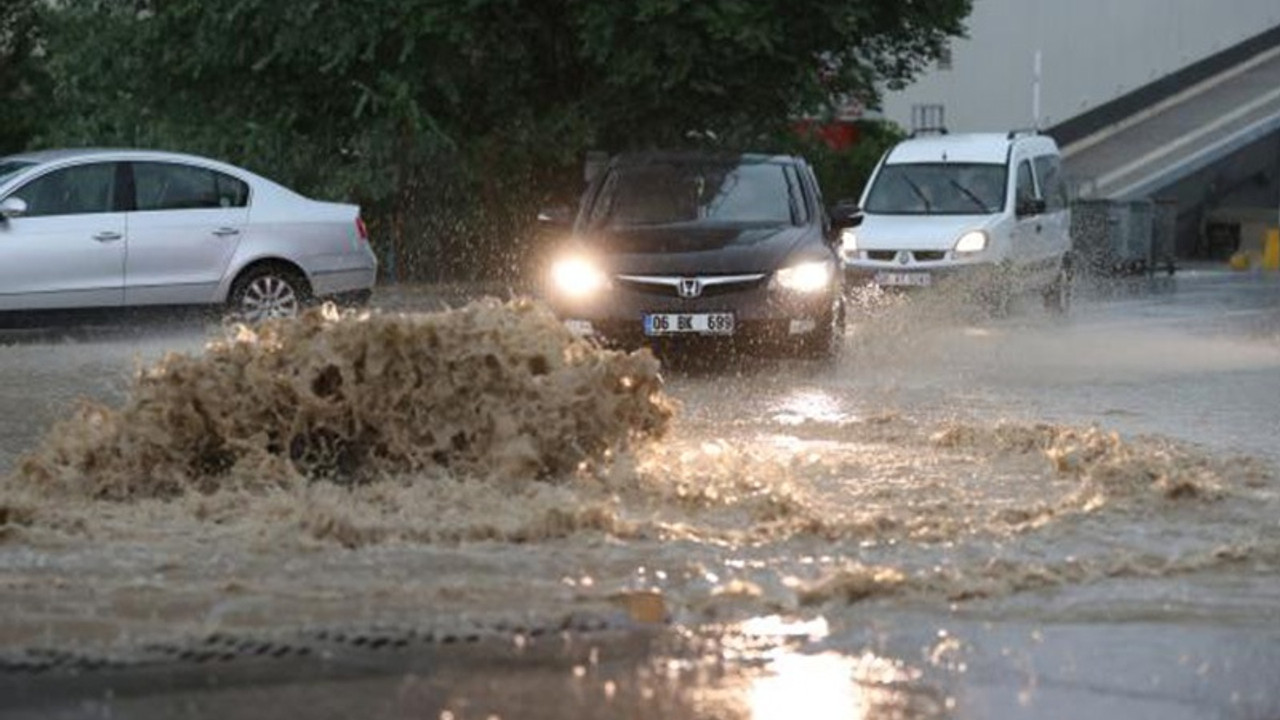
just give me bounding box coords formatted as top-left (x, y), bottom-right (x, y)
top-left (782, 120), bottom-right (907, 203)
top-left (35, 0), bottom-right (969, 280)
top-left (0, 0), bottom-right (47, 154)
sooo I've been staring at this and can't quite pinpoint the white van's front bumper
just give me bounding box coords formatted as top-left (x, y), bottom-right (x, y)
top-left (843, 254), bottom-right (999, 291)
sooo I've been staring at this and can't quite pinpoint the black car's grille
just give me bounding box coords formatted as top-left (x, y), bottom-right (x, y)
top-left (615, 274), bottom-right (767, 298)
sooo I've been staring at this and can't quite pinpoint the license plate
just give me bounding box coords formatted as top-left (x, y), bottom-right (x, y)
top-left (643, 312), bottom-right (735, 336)
top-left (875, 271), bottom-right (932, 287)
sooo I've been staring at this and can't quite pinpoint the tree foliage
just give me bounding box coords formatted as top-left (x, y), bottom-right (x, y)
top-left (27, 0), bottom-right (969, 280)
top-left (0, 0), bottom-right (47, 154)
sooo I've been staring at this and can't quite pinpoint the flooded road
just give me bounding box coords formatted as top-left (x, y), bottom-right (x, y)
top-left (0, 268), bottom-right (1278, 719)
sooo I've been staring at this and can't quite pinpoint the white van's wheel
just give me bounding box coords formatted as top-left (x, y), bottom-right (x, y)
top-left (1043, 258), bottom-right (1072, 315)
top-left (979, 263), bottom-right (1013, 318)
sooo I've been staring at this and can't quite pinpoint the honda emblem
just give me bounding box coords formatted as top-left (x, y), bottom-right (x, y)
top-left (678, 278), bottom-right (703, 298)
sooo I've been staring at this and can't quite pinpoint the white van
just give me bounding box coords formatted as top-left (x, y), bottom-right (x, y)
top-left (838, 130), bottom-right (1072, 311)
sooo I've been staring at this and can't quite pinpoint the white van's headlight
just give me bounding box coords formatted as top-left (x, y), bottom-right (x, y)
top-left (550, 256), bottom-right (609, 298)
top-left (774, 261), bottom-right (833, 293)
top-left (840, 228), bottom-right (859, 260)
top-left (953, 230), bottom-right (988, 254)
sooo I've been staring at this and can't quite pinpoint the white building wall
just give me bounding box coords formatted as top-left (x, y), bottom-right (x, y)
top-left (879, 0), bottom-right (1280, 134)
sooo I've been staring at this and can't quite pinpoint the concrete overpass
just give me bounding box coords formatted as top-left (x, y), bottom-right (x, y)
top-left (1062, 47), bottom-right (1280, 201)
top-left (1055, 30), bottom-right (1280, 260)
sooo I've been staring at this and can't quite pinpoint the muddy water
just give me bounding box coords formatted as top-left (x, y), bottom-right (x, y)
top-left (0, 271), bottom-right (1278, 718)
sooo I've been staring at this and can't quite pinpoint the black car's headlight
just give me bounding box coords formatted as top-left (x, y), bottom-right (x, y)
top-left (773, 260), bottom-right (834, 294)
top-left (549, 256), bottom-right (610, 298)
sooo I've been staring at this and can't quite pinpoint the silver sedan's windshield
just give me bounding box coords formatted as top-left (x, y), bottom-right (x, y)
top-left (0, 160), bottom-right (36, 187)
top-left (865, 162), bottom-right (1007, 215)
top-left (588, 161), bottom-right (804, 228)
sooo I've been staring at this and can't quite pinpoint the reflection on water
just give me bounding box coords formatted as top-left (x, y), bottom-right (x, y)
top-left (770, 389), bottom-right (851, 425)
top-left (698, 616), bottom-right (944, 720)
top-left (739, 615), bottom-right (830, 641)
top-left (750, 652), bottom-right (863, 719)
top-left (739, 648), bottom-right (940, 720)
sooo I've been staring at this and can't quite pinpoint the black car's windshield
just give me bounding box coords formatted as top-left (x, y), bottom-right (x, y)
top-left (0, 160), bottom-right (36, 187)
top-left (864, 162), bottom-right (1007, 215)
top-left (588, 160), bottom-right (804, 228)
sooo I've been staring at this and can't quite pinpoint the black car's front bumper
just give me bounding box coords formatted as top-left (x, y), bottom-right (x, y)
top-left (548, 276), bottom-right (838, 353)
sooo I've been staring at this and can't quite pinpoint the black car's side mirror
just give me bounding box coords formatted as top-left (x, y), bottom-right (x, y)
top-left (536, 205), bottom-right (574, 228)
top-left (829, 202), bottom-right (863, 229)
top-left (1016, 197), bottom-right (1046, 218)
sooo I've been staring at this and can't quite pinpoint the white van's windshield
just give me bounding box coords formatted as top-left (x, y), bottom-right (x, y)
top-left (864, 162), bottom-right (1007, 215)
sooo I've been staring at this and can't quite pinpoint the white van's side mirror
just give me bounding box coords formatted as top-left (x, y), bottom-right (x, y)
top-left (1016, 197), bottom-right (1046, 218)
top-left (0, 197), bottom-right (27, 220)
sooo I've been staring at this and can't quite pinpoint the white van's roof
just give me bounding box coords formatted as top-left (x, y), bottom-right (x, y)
top-left (885, 132), bottom-right (1058, 165)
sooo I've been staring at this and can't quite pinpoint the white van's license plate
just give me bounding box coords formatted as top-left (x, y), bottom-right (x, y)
top-left (644, 312), bottom-right (735, 336)
top-left (875, 272), bottom-right (932, 287)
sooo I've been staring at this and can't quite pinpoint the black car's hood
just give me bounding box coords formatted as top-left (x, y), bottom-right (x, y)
top-left (588, 223), bottom-right (814, 275)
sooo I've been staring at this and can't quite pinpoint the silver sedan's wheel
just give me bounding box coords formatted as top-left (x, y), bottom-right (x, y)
top-left (230, 266), bottom-right (307, 323)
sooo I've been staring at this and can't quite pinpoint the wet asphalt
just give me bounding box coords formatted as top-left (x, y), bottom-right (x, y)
top-left (1, 267), bottom-right (1278, 719)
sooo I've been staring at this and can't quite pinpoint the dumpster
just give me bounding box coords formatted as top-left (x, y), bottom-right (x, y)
top-left (1070, 199), bottom-right (1175, 277)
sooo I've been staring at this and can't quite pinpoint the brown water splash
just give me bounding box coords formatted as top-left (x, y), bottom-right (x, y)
top-left (9, 300), bottom-right (673, 500)
top-left (930, 422), bottom-right (1244, 501)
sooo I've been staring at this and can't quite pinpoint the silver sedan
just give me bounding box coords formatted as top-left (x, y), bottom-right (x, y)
top-left (0, 148), bottom-right (377, 322)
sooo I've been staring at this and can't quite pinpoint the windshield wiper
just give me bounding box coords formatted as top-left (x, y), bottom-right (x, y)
top-left (948, 179), bottom-right (990, 213)
top-left (902, 176), bottom-right (932, 213)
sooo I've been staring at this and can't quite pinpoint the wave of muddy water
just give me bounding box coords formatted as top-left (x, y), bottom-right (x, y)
top-left (1, 277), bottom-right (1279, 717)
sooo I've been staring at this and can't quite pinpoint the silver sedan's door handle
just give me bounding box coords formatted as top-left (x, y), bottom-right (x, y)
top-left (93, 231), bottom-right (123, 242)
top-left (212, 227), bottom-right (241, 237)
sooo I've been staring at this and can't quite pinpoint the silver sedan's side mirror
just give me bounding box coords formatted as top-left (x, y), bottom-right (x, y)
top-left (0, 197), bottom-right (28, 220)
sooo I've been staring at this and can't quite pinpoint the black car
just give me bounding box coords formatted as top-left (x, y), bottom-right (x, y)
top-left (540, 152), bottom-right (851, 358)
